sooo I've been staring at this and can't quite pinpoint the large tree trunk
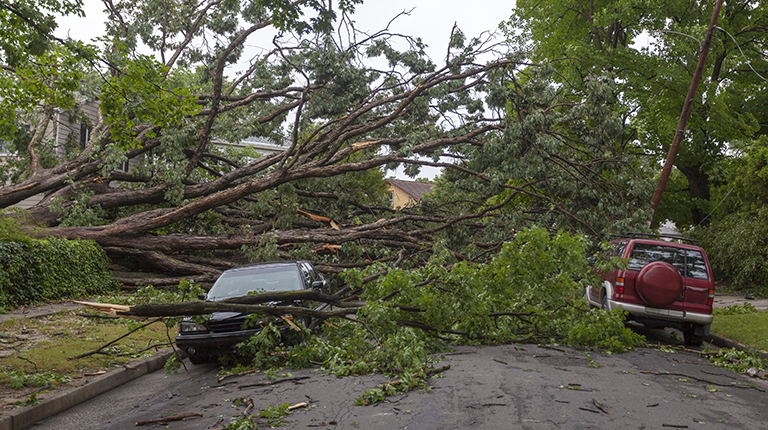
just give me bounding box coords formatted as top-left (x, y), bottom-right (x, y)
top-left (678, 164), bottom-right (711, 226)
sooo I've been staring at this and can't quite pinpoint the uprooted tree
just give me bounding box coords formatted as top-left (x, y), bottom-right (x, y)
top-left (110, 229), bottom-right (644, 404)
top-left (0, 0), bottom-right (653, 288)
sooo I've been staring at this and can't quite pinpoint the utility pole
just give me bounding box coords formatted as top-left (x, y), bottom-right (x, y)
top-left (650, 0), bottom-right (724, 223)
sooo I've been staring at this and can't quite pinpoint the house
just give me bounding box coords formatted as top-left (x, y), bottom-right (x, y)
top-left (3, 97), bottom-right (286, 210)
top-left (1, 99), bottom-right (101, 209)
top-left (387, 179), bottom-right (435, 209)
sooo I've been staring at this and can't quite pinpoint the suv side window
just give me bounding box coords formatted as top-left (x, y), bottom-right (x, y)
top-left (615, 241), bottom-right (627, 257)
top-left (683, 249), bottom-right (709, 280)
top-left (627, 243), bottom-right (709, 280)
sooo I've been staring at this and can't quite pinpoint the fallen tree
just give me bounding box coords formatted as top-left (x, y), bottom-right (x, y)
top-left (1, 1), bottom-right (652, 287)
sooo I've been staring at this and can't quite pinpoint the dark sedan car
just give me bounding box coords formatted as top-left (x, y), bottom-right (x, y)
top-left (175, 261), bottom-right (328, 364)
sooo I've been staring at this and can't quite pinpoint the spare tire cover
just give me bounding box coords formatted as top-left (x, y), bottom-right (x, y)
top-left (635, 261), bottom-right (682, 308)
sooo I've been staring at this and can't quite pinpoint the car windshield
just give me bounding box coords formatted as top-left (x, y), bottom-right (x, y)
top-left (207, 265), bottom-right (304, 301)
top-left (627, 243), bottom-right (709, 280)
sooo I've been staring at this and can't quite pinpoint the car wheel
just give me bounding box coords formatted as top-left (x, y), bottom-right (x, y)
top-left (683, 325), bottom-right (705, 347)
top-left (186, 348), bottom-right (214, 364)
top-left (636, 262), bottom-right (683, 308)
top-left (600, 289), bottom-right (608, 309)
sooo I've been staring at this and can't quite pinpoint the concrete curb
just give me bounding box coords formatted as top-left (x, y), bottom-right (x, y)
top-left (707, 333), bottom-right (768, 360)
top-left (0, 350), bottom-right (174, 430)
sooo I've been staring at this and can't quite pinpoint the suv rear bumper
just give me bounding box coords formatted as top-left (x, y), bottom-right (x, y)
top-left (607, 299), bottom-right (713, 325)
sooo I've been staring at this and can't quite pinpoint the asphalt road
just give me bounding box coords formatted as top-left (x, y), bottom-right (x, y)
top-left (33, 343), bottom-right (768, 430)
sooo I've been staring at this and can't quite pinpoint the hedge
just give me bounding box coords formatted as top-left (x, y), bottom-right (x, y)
top-left (0, 237), bottom-right (118, 308)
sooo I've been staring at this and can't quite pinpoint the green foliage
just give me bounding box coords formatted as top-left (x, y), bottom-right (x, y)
top-left (508, 0), bottom-right (768, 229)
top-left (99, 51), bottom-right (200, 149)
top-left (223, 416), bottom-right (256, 430)
top-left (242, 232), bottom-right (280, 263)
top-left (163, 352), bottom-right (183, 374)
top-left (100, 280), bottom-right (205, 306)
top-left (225, 322), bottom-right (291, 368)
top-left (356, 228), bottom-right (644, 352)
top-left (707, 348), bottom-right (768, 375)
top-left (0, 237), bottom-right (118, 308)
top-left (692, 207), bottom-right (768, 295)
top-left (258, 403), bottom-right (290, 424)
top-left (713, 303), bottom-right (759, 316)
top-left (1, 370), bottom-right (71, 390)
top-left (49, 188), bottom-right (107, 227)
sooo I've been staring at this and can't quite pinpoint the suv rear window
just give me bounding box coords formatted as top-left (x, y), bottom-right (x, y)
top-left (627, 243), bottom-right (709, 280)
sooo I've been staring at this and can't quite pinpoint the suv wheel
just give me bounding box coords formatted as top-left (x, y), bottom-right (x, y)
top-left (683, 325), bottom-right (705, 347)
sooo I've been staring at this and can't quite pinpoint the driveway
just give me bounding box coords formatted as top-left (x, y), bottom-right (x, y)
top-left (33, 344), bottom-right (768, 430)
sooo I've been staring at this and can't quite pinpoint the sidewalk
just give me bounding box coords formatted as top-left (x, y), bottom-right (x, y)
top-left (713, 294), bottom-right (768, 311)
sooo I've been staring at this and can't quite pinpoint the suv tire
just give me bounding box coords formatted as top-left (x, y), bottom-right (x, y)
top-left (683, 325), bottom-right (705, 347)
top-left (636, 262), bottom-right (682, 308)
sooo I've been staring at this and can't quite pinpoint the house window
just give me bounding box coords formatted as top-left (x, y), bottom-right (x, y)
top-left (79, 123), bottom-right (89, 150)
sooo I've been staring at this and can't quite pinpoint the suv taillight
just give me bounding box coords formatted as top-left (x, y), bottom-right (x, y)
top-left (707, 289), bottom-right (715, 307)
top-left (616, 277), bottom-right (625, 296)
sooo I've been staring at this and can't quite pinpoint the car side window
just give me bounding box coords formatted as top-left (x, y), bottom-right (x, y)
top-left (298, 263), bottom-right (314, 288)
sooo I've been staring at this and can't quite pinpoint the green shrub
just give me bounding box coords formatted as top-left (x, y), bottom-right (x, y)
top-left (0, 237), bottom-right (118, 308)
top-left (692, 207), bottom-right (768, 296)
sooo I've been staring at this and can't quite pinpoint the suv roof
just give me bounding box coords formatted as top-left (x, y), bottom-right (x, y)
top-left (610, 232), bottom-right (698, 245)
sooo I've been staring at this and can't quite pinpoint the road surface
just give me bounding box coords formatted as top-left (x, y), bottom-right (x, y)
top-left (34, 343), bottom-right (768, 430)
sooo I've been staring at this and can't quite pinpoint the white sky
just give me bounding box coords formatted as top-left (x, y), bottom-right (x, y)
top-left (55, 1), bottom-right (516, 180)
top-left (56, 1), bottom-right (513, 60)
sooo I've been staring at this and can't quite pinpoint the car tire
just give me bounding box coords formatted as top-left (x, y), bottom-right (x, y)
top-left (186, 348), bottom-right (214, 364)
top-left (600, 289), bottom-right (608, 310)
top-left (683, 325), bottom-right (705, 347)
top-left (636, 262), bottom-right (683, 308)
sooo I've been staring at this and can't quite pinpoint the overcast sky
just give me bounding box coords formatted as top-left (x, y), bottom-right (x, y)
top-left (55, 1), bottom-right (516, 180)
top-left (56, 1), bottom-right (514, 64)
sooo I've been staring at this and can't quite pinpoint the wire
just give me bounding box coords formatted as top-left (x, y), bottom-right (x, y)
top-left (697, 185), bottom-right (735, 227)
top-left (716, 26), bottom-right (768, 83)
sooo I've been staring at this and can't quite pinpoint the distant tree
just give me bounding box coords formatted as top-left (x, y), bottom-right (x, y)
top-left (509, 0), bottom-right (768, 228)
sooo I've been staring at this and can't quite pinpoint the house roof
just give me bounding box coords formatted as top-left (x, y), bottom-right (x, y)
top-left (388, 179), bottom-right (435, 200)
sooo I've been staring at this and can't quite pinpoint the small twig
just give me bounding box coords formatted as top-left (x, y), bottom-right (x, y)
top-left (237, 375), bottom-right (310, 390)
top-left (640, 370), bottom-right (766, 391)
top-left (72, 318), bottom-right (164, 360)
top-left (17, 355), bottom-right (38, 373)
top-left (591, 398), bottom-right (608, 414)
top-left (344, 315), bottom-right (382, 347)
top-left (117, 342), bottom-right (172, 356)
top-left (219, 368), bottom-right (260, 383)
top-left (135, 413), bottom-right (203, 426)
top-left (166, 321), bottom-right (188, 373)
top-left (243, 398), bottom-right (254, 416)
top-left (578, 407), bottom-right (601, 414)
top-left (287, 401), bottom-right (309, 411)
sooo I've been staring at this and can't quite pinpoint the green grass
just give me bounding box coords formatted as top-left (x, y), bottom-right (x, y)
top-left (0, 311), bottom-right (176, 390)
top-left (711, 311), bottom-right (768, 352)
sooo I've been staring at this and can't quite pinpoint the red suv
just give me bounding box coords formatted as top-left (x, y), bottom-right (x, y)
top-left (585, 233), bottom-right (715, 346)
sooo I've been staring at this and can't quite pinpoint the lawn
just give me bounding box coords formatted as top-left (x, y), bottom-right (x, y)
top-left (711, 310), bottom-right (768, 352)
top-left (0, 310), bottom-right (176, 411)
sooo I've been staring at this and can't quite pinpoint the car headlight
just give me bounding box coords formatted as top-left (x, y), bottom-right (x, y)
top-left (179, 320), bottom-right (208, 333)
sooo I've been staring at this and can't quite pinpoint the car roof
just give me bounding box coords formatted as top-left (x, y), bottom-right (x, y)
top-left (222, 261), bottom-right (308, 274)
